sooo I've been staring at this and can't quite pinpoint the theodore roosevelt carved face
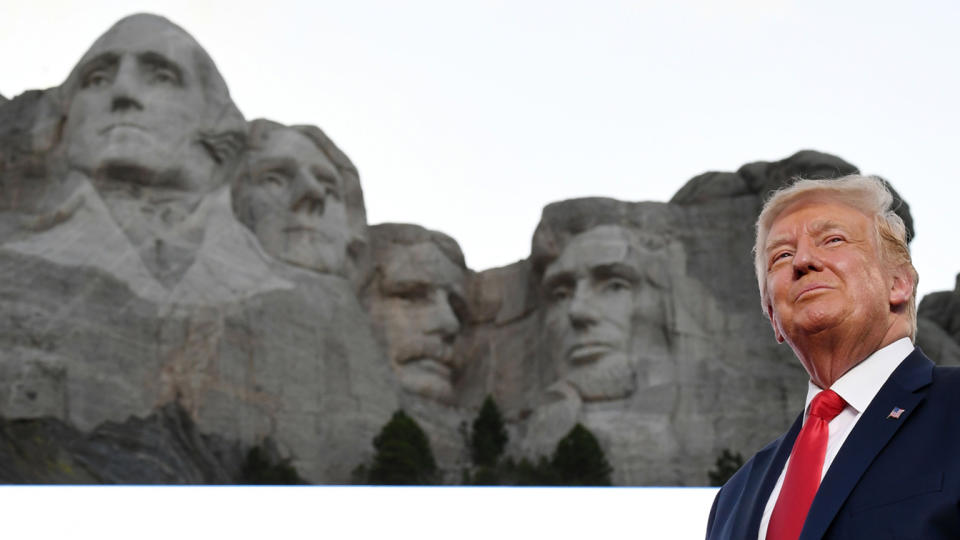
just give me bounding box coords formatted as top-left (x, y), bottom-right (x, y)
top-left (365, 225), bottom-right (468, 404)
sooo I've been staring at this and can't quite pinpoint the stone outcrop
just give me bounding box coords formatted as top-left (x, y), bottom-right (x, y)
top-left (0, 401), bottom-right (305, 484)
top-left (1, 13), bottom-right (955, 485)
top-left (917, 274), bottom-right (960, 364)
top-left (0, 14), bottom-right (397, 484)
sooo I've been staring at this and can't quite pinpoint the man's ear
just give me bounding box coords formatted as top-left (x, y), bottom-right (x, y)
top-left (889, 265), bottom-right (915, 311)
top-left (766, 303), bottom-right (785, 343)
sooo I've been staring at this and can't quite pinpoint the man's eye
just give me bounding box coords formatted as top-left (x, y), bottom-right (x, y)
top-left (392, 287), bottom-right (429, 301)
top-left (83, 70), bottom-right (110, 88)
top-left (259, 172), bottom-right (288, 189)
top-left (826, 236), bottom-right (843, 244)
top-left (147, 66), bottom-right (180, 85)
top-left (771, 251), bottom-right (792, 265)
top-left (603, 278), bottom-right (632, 293)
top-left (549, 286), bottom-right (571, 301)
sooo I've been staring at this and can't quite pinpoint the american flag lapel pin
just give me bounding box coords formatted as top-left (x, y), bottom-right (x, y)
top-left (887, 407), bottom-right (905, 420)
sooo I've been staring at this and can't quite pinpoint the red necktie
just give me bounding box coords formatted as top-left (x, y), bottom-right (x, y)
top-left (766, 389), bottom-right (847, 540)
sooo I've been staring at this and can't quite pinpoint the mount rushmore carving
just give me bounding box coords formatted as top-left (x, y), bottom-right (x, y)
top-left (1, 14), bottom-right (956, 484)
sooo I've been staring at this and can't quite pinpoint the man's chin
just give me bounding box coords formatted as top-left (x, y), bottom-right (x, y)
top-left (786, 308), bottom-right (848, 339)
top-left (397, 360), bottom-right (455, 404)
top-left (274, 233), bottom-right (347, 274)
top-left (70, 144), bottom-right (209, 193)
top-left (565, 353), bottom-right (635, 402)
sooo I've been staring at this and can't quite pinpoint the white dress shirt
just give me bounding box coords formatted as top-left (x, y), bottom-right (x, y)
top-left (757, 337), bottom-right (915, 540)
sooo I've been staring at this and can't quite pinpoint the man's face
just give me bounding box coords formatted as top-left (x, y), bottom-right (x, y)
top-left (541, 225), bottom-right (641, 401)
top-left (236, 127), bottom-right (350, 273)
top-left (369, 243), bottom-right (466, 403)
top-left (764, 199), bottom-right (894, 348)
top-left (62, 17), bottom-right (210, 192)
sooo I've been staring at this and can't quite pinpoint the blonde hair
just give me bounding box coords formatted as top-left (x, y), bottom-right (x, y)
top-left (753, 175), bottom-right (918, 338)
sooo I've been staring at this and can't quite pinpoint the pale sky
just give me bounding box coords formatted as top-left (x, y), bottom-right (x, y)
top-left (3, 0), bottom-right (959, 299)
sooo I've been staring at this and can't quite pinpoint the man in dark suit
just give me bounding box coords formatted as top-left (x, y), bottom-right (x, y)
top-left (706, 175), bottom-right (960, 539)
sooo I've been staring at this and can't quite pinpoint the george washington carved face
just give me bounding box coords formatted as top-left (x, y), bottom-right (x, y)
top-left (61, 14), bottom-right (241, 194)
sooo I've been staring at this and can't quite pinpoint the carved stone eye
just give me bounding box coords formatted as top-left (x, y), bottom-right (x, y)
top-left (550, 285), bottom-right (572, 302)
top-left (260, 171), bottom-right (288, 189)
top-left (391, 284), bottom-right (430, 302)
top-left (149, 68), bottom-right (177, 84)
top-left (603, 278), bottom-right (632, 293)
top-left (83, 70), bottom-right (110, 88)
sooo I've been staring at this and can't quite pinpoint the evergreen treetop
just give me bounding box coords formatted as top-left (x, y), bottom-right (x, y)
top-left (367, 410), bottom-right (438, 485)
top-left (470, 396), bottom-right (508, 468)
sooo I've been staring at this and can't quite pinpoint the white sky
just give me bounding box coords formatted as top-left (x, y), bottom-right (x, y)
top-left (3, 0), bottom-right (959, 299)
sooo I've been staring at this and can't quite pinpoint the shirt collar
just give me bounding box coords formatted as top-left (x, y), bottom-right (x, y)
top-left (804, 337), bottom-right (914, 415)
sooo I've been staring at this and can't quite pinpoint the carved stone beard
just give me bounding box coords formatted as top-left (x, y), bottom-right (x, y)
top-left (397, 366), bottom-right (455, 404)
top-left (92, 165), bottom-right (209, 289)
top-left (564, 352), bottom-right (636, 402)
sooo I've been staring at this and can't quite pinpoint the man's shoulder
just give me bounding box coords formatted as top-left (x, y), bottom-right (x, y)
top-left (710, 433), bottom-right (789, 523)
top-left (721, 434), bottom-right (783, 491)
top-left (929, 363), bottom-right (960, 401)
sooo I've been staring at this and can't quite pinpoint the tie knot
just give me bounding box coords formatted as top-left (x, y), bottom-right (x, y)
top-left (809, 389), bottom-right (846, 421)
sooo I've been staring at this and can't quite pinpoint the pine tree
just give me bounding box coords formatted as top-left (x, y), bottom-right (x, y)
top-left (470, 396), bottom-right (508, 468)
top-left (238, 443), bottom-right (305, 485)
top-left (707, 448), bottom-right (744, 487)
top-left (367, 410), bottom-right (438, 485)
top-left (550, 423), bottom-right (612, 486)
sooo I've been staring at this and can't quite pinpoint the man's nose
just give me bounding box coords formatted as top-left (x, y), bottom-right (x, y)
top-left (567, 281), bottom-right (599, 329)
top-left (792, 238), bottom-right (824, 278)
top-left (425, 290), bottom-right (460, 341)
top-left (110, 58), bottom-right (144, 113)
top-left (289, 168), bottom-right (326, 216)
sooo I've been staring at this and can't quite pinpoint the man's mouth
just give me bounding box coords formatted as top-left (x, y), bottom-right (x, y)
top-left (283, 225), bottom-right (319, 233)
top-left (794, 284), bottom-right (832, 301)
top-left (402, 357), bottom-right (452, 379)
top-left (282, 225), bottom-right (341, 244)
top-left (99, 122), bottom-right (147, 135)
top-left (567, 342), bottom-right (614, 364)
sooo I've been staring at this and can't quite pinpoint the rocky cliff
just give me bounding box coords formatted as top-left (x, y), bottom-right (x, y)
top-left (1, 13), bottom-right (956, 485)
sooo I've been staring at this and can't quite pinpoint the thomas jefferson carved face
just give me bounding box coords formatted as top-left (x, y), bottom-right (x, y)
top-left (541, 225), bottom-right (652, 401)
top-left (368, 241), bottom-right (467, 403)
top-left (234, 126), bottom-right (351, 273)
top-left (61, 15), bottom-right (219, 193)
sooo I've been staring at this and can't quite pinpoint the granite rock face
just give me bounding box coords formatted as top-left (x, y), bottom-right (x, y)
top-left (917, 274), bottom-right (960, 365)
top-left (0, 14), bottom-right (397, 484)
top-left (1, 13), bottom-right (954, 485)
top-left (463, 194), bottom-right (804, 485)
top-left (0, 402), bottom-right (243, 483)
top-left (0, 401), bottom-right (306, 484)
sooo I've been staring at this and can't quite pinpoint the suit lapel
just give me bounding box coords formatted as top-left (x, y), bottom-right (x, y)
top-left (799, 349), bottom-right (934, 540)
top-left (731, 414), bottom-right (804, 539)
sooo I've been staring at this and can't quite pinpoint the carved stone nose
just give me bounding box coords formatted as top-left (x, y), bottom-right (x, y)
top-left (568, 284), bottom-right (599, 328)
top-left (291, 192), bottom-right (325, 216)
top-left (111, 95), bottom-right (143, 112)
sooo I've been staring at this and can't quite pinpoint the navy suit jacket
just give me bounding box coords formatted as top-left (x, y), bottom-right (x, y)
top-left (706, 348), bottom-right (960, 539)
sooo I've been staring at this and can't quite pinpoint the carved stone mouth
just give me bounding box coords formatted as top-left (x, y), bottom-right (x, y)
top-left (403, 357), bottom-right (452, 379)
top-left (99, 123), bottom-right (147, 135)
top-left (567, 342), bottom-right (614, 364)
